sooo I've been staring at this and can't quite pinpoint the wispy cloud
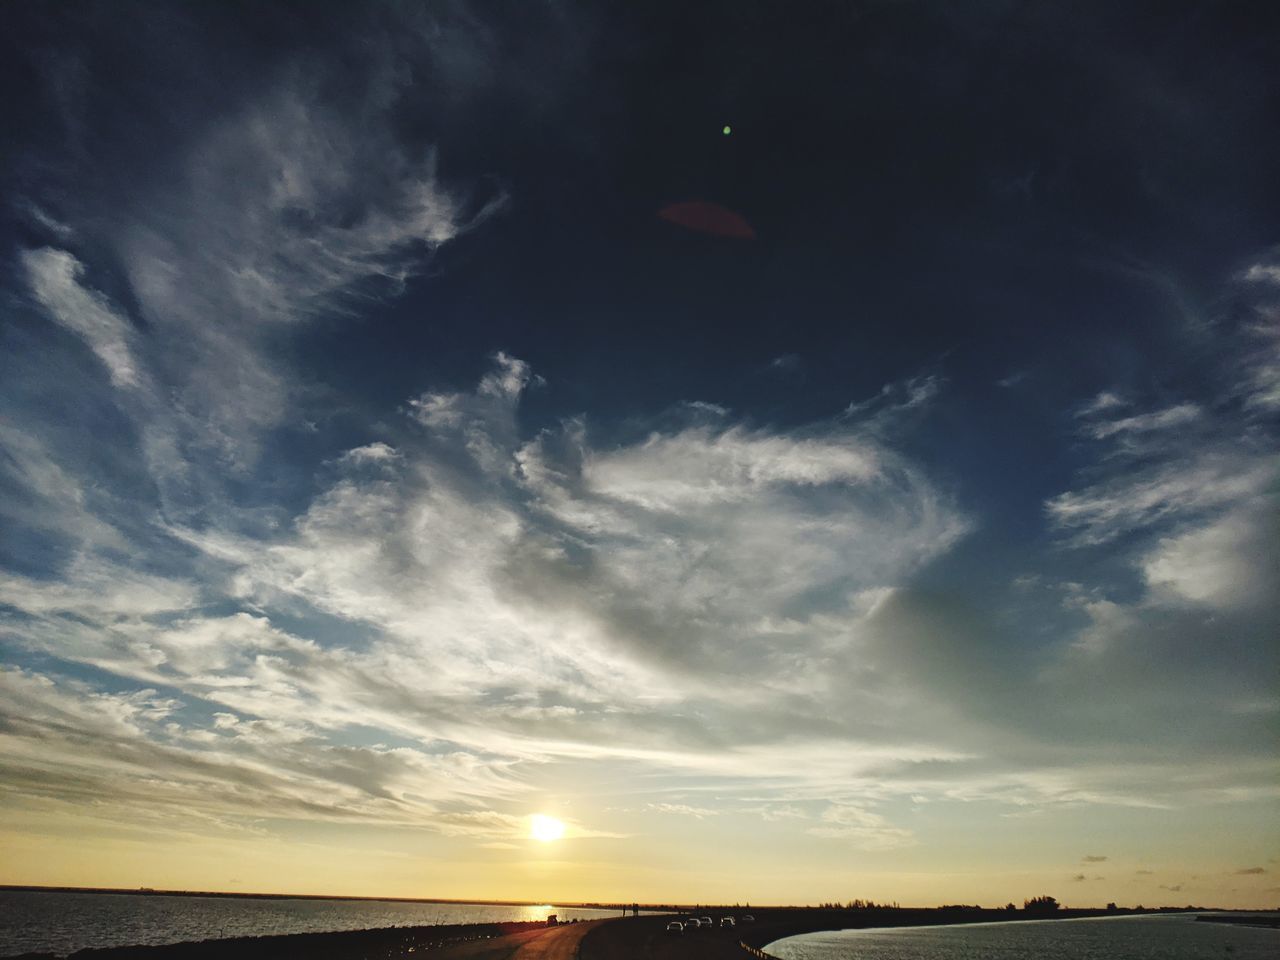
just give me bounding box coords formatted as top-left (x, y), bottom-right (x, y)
top-left (22, 248), bottom-right (141, 389)
top-left (646, 803), bottom-right (719, 819)
top-left (806, 804), bottom-right (915, 850)
top-left (0, 352), bottom-right (977, 838)
top-left (1243, 261), bottom-right (1280, 286)
top-left (1030, 254), bottom-right (1279, 828)
top-left (1083, 402), bottom-right (1200, 440)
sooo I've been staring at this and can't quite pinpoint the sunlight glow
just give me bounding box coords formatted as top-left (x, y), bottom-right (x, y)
top-left (530, 814), bottom-right (566, 843)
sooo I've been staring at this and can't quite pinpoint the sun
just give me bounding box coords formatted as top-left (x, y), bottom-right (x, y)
top-left (530, 814), bottom-right (566, 843)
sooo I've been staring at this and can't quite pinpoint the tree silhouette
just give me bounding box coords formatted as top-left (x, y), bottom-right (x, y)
top-left (1022, 895), bottom-right (1060, 913)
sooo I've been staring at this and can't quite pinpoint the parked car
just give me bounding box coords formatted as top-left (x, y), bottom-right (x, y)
top-left (665, 921), bottom-right (684, 935)
top-left (720, 917), bottom-right (736, 928)
top-left (742, 914), bottom-right (755, 922)
top-left (700, 916), bottom-right (714, 927)
top-left (684, 918), bottom-right (701, 929)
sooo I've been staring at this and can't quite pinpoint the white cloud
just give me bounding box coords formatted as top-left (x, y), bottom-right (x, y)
top-left (21, 247), bottom-right (140, 389)
top-left (843, 373), bottom-right (944, 424)
top-left (1244, 262), bottom-right (1280, 286)
top-left (0, 665), bottom-right (525, 840)
top-left (1084, 402), bottom-right (1201, 439)
top-left (5, 323), bottom-right (1269, 852)
top-left (646, 802), bottom-right (719, 818)
top-left (1142, 500), bottom-right (1278, 608)
top-left (806, 804), bottom-right (915, 850)
top-left (339, 442), bottom-right (401, 465)
top-left (22, 203), bottom-right (75, 240)
top-left (1239, 318), bottom-right (1280, 412)
top-left (579, 428), bottom-right (883, 511)
top-left (0, 354), bottom-right (988, 834)
top-left (1077, 391), bottom-right (1127, 416)
top-left (1046, 451), bottom-right (1275, 545)
top-left (0, 424), bottom-right (126, 549)
top-left (0, 558), bottom-right (198, 619)
top-left (19, 68), bottom-right (503, 486)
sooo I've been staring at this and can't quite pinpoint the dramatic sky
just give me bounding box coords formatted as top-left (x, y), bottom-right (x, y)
top-left (1, 1), bottom-right (1277, 908)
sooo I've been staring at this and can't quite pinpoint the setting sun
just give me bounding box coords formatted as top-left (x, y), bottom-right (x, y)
top-left (529, 814), bottom-right (566, 843)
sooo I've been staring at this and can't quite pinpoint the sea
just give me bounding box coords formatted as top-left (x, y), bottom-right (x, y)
top-left (766, 913), bottom-right (1280, 960)
top-left (0, 890), bottom-right (636, 957)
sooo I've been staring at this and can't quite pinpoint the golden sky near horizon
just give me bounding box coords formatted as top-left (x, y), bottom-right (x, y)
top-left (4, 790), bottom-right (1277, 908)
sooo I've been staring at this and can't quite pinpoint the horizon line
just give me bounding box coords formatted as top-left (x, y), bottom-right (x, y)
top-left (0, 884), bottom-right (1242, 913)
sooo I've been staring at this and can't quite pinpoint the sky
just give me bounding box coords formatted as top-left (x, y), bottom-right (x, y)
top-left (0, 0), bottom-right (1277, 909)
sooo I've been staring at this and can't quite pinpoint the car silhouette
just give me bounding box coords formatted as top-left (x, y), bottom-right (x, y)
top-left (684, 918), bottom-right (701, 929)
top-left (720, 917), bottom-right (735, 927)
top-left (665, 921), bottom-right (684, 935)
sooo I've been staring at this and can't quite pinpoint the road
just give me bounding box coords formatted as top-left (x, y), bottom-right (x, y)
top-left (510, 920), bottom-right (600, 960)
top-left (433, 920), bottom-right (606, 960)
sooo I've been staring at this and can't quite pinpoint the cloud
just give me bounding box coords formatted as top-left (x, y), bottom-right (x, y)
top-left (1045, 451), bottom-right (1274, 546)
top-left (0, 352), bottom-right (984, 838)
top-left (0, 424), bottom-right (128, 550)
top-left (844, 374), bottom-right (944, 425)
top-left (1028, 256), bottom-right (1279, 823)
top-left (1082, 855), bottom-right (1108, 862)
top-left (22, 203), bottom-right (75, 240)
top-left (1077, 391), bottom-right (1127, 416)
top-left (646, 803), bottom-right (719, 819)
top-left (806, 804), bottom-right (915, 850)
top-left (0, 558), bottom-right (197, 619)
top-left (3, 245), bottom-right (1276, 867)
top-left (746, 804), bottom-right (808, 822)
top-left (1142, 500), bottom-right (1279, 608)
top-left (1239, 318), bottom-right (1280, 413)
top-left (1235, 867), bottom-right (1267, 875)
top-left (113, 80), bottom-right (500, 468)
top-left (1244, 262), bottom-right (1280, 286)
top-left (1048, 297), bottom-right (1279, 550)
top-left (21, 248), bottom-right (141, 389)
top-left (0, 665), bottom-right (524, 841)
top-left (1083, 402), bottom-right (1201, 440)
top-left (338, 443), bottom-right (402, 466)
top-left (8, 336), bottom-right (1267, 844)
top-left (16, 31), bottom-right (505, 490)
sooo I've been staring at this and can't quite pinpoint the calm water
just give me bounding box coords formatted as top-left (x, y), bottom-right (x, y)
top-left (0, 891), bottom-right (636, 957)
top-left (766, 914), bottom-right (1279, 960)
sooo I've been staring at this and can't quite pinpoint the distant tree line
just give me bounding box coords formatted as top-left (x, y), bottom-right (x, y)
top-left (811, 899), bottom-right (900, 909)
top-left (806, 895), bottom-right (1215, 914)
